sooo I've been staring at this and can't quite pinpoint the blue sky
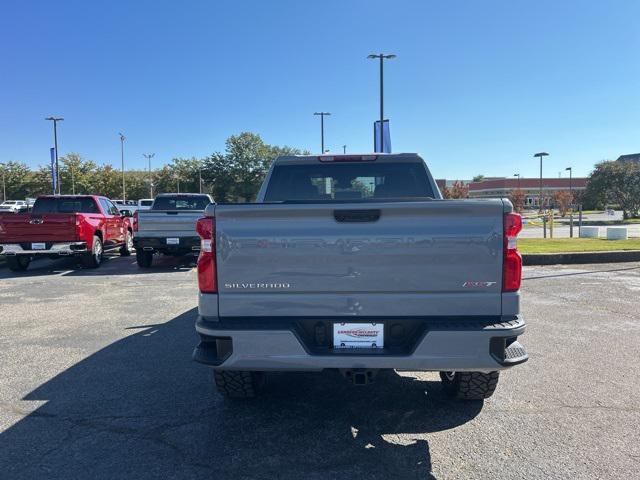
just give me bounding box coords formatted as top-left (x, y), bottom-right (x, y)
top-left (1, 0), bottom-right (638, 179)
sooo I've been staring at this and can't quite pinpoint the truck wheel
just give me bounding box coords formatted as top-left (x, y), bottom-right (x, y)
top-left (213, 370), bottom-right (265, 398)
top-left (82, 235), bottom-right (103, 268)
top-left (136, 250), bottom-right (153, 268)
top-left (439, 371), bottom-right (500, 400)
top-left (7, 255), bottom-right (31, 272)
top-left (120, 231), bottom-right (133, 256)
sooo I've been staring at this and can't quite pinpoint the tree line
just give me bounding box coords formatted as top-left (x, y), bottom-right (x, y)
top-left (3, 136), bottom-right (639, 218)
top-left (443, 160), bottom-right (640, 219)
top-left (0, 132), bottom-right (308, 203)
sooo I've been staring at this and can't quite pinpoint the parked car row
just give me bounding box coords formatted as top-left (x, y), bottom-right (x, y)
top-left (0, 193), bottom-right (212, 272)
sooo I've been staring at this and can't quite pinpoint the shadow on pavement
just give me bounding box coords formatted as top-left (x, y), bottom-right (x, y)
top-left (0, 253), bottom-right (196, 279)
top-left (0, 308), bottom-right (482, 479)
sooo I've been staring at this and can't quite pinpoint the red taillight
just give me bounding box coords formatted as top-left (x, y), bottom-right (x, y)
top-left (196, 217), bottom-right (217, 293)
top-left (502, 212), bottom-right (522, 292)
top-left (132, 211), bottom-right (139, 232)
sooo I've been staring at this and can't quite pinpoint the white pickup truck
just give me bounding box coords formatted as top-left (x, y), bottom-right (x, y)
top-left (193, 154), bottom-right (527, 401)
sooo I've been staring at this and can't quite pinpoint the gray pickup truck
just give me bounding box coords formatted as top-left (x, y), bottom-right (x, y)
top-left (193, 154), bottom-right (527, 401)
top-left (133, 193), bottom-right (213, 268)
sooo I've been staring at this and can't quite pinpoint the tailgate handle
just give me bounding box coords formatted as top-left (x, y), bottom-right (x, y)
top-left (165, 211), bottom-right (179, 215)
top-left (333, 209), bottom-right (381, 223)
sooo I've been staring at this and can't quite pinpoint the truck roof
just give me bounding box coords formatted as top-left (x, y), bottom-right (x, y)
top-left (36, 194), bottom-right (106, 200)
top-left (272, 153), bottom-right (426, 165)
top-left (154, 193), bottom-right (211, 197)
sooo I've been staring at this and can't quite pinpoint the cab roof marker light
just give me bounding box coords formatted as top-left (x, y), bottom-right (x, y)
top-left (318, 155), bottom-right (378, 163)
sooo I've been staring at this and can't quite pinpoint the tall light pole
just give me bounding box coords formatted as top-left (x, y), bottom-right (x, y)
top-left (70, 163), bottom-right (75, 194)
top-left (143, 153), bottom-right (155, 197)
top-left (534, 152), bottom-right (549, 211)
top-left (45, 116), bottom-right (63, 194)
top-left (513, 173), bottom-right (521, 190)
top-left (342, 145), bottom-right (347, 154)
top-left (199, 163), bottom-right (203, 194)
top-left (367, 53), bottom-right (396, 153)
top-left (565, 166), bottom-right (573, 206)
top-left (313, 112), bottom-right (331, 153)
top-left (119, 133), bottom-right (126, 201)
top-left (0, 163), bottom-right (6, 202)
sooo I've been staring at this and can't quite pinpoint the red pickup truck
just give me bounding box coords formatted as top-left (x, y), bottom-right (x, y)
top-left (0, 195), bottom-right (134, 271)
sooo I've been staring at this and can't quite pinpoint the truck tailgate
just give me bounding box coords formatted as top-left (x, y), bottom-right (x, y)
top-left (215, 200), bottom-right (506, 317)
top-left (136, 211), bottom-right (202, 237)
top-left (0, 213), bottom-right (78, 242)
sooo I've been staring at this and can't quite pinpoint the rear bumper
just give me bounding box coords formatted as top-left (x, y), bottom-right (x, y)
top-left (0, 242), bottom-right (87, 255)
top-left (194, 316), bottom-right (527, 372)
top-left (133, 236), bottom-right (199, 252)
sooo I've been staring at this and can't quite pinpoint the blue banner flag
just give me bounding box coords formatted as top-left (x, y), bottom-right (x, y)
top-left (373, 120), bottom-right (391, 153)
top-left (50, 147), bottom-right (57, 193)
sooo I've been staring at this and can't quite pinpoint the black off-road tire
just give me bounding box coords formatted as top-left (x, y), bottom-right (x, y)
top-left (439, 371), bottom-right (500, 400)
top-left (120, 230), bottom-right (133, 256)
top-left (7, 255), bottom-right (31, 272)
top-left (213, 370), bottom-right (265, 399)
top-left (81, 235), bottom-right (103, 268)
top-left (136, 250), bottom-right (153, 268)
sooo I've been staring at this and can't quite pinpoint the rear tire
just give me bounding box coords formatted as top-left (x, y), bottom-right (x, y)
top-left (439, 371), bottom-right (500, 400)
top-left (81, 235), bottom-right (103, 268)
top-left (136, 250), bottom-right (153, 268)
top-left (120, 231), bottom-right (133, 256)
top-left (7, 255), bottom-right (31, 272)
top-left (213, 370), bottom-right (265, 398)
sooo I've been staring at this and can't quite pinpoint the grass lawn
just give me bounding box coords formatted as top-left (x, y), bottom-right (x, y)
top-left (519, 238), bottom-right (640, 254)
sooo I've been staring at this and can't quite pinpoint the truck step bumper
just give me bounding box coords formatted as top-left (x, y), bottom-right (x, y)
top-left (194, 316), bottom-right (527, 372)
top-left (0, 242), bottom-right (87, 255)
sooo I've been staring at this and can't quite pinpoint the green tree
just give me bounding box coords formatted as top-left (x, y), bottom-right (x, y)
top-left (202, 132), bottom-right (308, 202)
top-left (0, 161), bottom-right (32, 200)
top-left (28, 165), bottom-right (56, 197)
top-left (585, 161), bottom-right (640, 219)
top-left (59, 153), bottom-right (98, 195)
top-left (472, 174), bottom-right (485, 182)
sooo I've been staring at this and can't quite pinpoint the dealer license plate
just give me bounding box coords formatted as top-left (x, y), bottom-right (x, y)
top-left (166, 238), bottom-right (179, 245)
top-left (31, 243), bottom-right (46, 250)
top-left (333, 322), bottom-right (384, 349)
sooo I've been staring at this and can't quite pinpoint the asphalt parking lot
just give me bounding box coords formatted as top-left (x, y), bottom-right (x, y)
top-left (1, 256), bottom-right (639, 479)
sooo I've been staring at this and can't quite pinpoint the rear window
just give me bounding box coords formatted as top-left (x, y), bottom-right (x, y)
top-left (264, 162), bottom-right (434, 201)
top-left (152, 196), bottom-right (211, 210)
top-left (139, 200), bottom-right (153, 207)
top-left (32, 197), bottom-right (100, 214)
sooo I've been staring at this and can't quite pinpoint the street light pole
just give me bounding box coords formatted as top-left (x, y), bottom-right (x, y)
top-left (534, 152), bottom-right (549, 211)
top-left (199, 164), bottom-right (203, 194)
top-left (45, 116), bottom-right (64, 194)
top-left (565, 166), bottom-right (573, 205)
top-left (0, 164), bottom-right (6, 202)
top-left (143, 153), bottom-right (155, 197)
top-left (343, 145), bottom-right (347, 154)
top-left (513, 173), bottom-right (521, 190)
top-left (313, 112), bottom-right (331, 153)
top-left (367, 53), bottom-right (396, 153)
top-left (118, 133), bottom-right (126, 201)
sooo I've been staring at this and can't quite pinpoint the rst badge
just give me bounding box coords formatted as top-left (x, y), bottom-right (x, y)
top-left (462, 281), bottom-right (497, 288)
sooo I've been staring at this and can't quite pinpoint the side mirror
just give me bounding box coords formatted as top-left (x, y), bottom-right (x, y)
top-left (119, 209), bottom-right (132, 217)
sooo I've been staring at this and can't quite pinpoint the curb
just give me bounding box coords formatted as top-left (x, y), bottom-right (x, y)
top-left (523, 250), bottom-right (640, 266)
